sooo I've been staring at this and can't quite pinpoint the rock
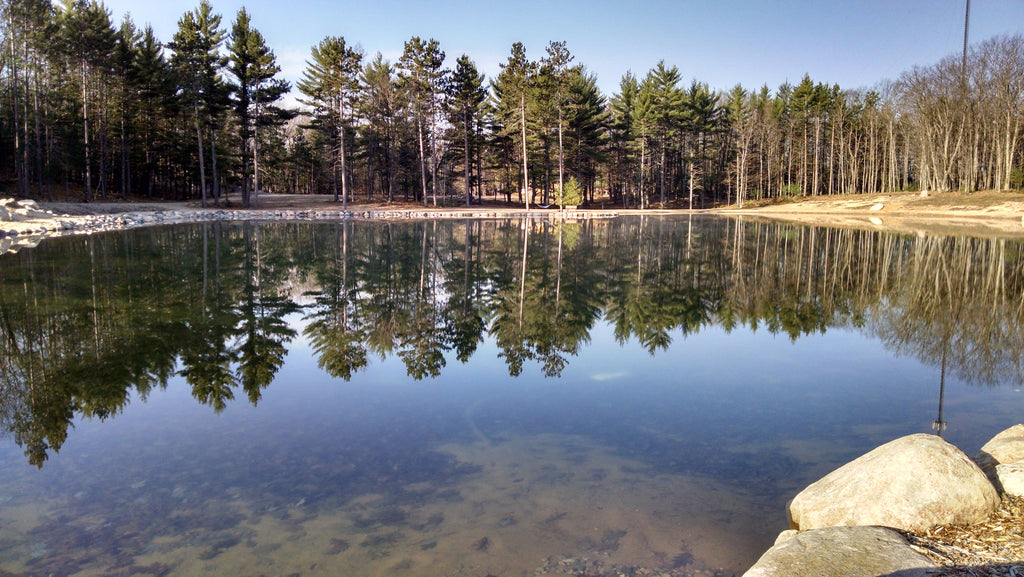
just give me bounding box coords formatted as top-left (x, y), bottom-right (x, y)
top-left (0, 206), bottom-right (10, 221)
top-left (742, 526), bottom-right (937, 577)
top-left (870, 203), bottom-right (884, 211)
top-left (21, 208), bottom-right (52, 219)
top-left (773, 530), bottom-right (798, 545)
top-left (995, 463), bottom-right (1024, 497)
top-left (974, 424), bottom-right (1024, 478)
top-left (788, 433), bottom-right (999, 532)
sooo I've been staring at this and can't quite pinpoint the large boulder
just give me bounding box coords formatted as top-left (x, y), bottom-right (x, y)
top-left (788, 433), bottom-right (999, 532)
top-left (974, 424), bottom-right (1024, 479)
top-left (742, 526), bottom-right (937, 577)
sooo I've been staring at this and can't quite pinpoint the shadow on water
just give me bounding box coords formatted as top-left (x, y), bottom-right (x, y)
top-left (0, 216), bottom-right (1022, 575)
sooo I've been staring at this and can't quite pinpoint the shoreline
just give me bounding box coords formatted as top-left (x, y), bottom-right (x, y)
top-left (0, 198), bottom-right (623, 255)
top-left (3, 190), bottom-right (1024, 254)
top-left (716, 190), bottom-right (1024, 237)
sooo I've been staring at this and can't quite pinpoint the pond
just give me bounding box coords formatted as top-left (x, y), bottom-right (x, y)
top-left (0, 215), bottom-right (1022, 577)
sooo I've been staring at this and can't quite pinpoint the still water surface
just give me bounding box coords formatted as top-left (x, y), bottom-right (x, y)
top-left (0, 216), bottom-right (1022, 576)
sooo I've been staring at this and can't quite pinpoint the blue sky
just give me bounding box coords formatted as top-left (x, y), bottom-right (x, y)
top-left (101, 0), bottom-right (1024, 100)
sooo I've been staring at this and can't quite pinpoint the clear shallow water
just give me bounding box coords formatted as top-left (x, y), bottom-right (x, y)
top-left (0, 216), bottom-right (1022, 576)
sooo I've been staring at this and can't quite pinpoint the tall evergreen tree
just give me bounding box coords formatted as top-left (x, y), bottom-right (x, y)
top-left (564, 67), bottom-right (608, 202)
top-left (493, 42), bottom-right (536, 208)
top-left (645, 61), bottom-right (684, 207)
top-left (168, 0), bottom-right (227, 208)
top-left (609, 72), bottom-right (640, 206)
top-left (359, 53), bottom-right (403, 202)
top-left (444, 54), bottom-right (486, 207)
top-left (113, 14), bottom-right (142, 199)
top-left (684, 79), bottom-right (719, 207)
top-left (398, 36), bottom-right (445, 207)
top-left (56, 0), bottom-right (116, 202)
top-left (298, 35), bottom-right (362, 208)
top-left (228, 7), bottom-right (289, 208)
top-left (132, 24), bottom-right (172, 198)
top-left (542, 41), bottom-right (573, 200)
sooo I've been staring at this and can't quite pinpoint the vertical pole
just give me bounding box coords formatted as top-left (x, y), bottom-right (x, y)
top-left (961, 0), bottom-right (970, 78)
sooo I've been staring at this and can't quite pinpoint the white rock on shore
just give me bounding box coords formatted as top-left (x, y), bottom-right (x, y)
top-left (743, 526), bottom-right (937, 577)
top-left (0, 197), bottom-right (620, 256)
top-left (746, 428), bottom-right (1024, 576)
top-left (787, 433), bottom-right (999, 533)
top-left (974, 423), bottom-right (1024, 478)
top-left (972, 424), bottom-right (1024, 496)
top-left (996, 463), bottom-right (1024, 497)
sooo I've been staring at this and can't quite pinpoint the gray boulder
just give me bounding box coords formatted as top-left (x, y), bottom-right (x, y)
top-left (995, 463), bottom-right (1024, 497)
top-left (974, 424), bottom-right (1024, 478)
top-left (742, 526), bottom-right (937, 577)
top-left (788, 433), bottom-right (999, 532)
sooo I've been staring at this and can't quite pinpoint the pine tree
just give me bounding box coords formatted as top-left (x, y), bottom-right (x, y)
top-left (444, 54), bottom-right (486, 207)
top-left (359, 53), bottom-right (402, 203)
top-left (564, 68), bottom-right (608, 202)
top-left (113, 15), bottom-right (141, 199)
top-left (684, 80), bottom-right (719, 207)
top-left (645, 61), bottom-right (684, 207)
top-left (3, 0), bottom-right (54, 198)
top-left (542, 41), bottom-right (573, 199)
top-left (298, 35), bottom-right (363, 207)
top-left (168, 0), bottom-right (227, 208)
top-left (132, 24), bottom-right (172, 198)
top-left (634, 74), bottom-right (656, 208)
top-left (398, 37), bottom-right (445, 207)
top-left (493, 42), bottom-right (536, 208)
top-left (57, 0), bottom-right (116, 202)
top-left (609, 72), bottom-right (640, 206)
top-left (228, 7), bottom-right (290, 208)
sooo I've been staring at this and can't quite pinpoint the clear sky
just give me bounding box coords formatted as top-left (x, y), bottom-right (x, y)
top-left (100, 0), bottom-right (1024, 101)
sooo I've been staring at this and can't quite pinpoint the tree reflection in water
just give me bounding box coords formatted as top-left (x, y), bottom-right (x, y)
top-left (1, 217), bottom-right (1022, 466)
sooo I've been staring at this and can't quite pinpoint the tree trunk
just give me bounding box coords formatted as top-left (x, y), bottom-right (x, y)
top-left (558, 105), bottom-right (564, 206)
top-left (194, 103), bottom-right (207, 208)
top-left (521, 93), bottom-right (529, 210)
top-left (82, 62), bottom-right (92, 203)
top-left (210, 129), bottom-right (220, 205)
top-left (659, 143), bottom-right (666, 208)
top-left (429, 92), bottom-right (438, 207)
top-left (464, 109), bottom-right (471, 207)
top-left (9, 10), bottom-right (28, 198)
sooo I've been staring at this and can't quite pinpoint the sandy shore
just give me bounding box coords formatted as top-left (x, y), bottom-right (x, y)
top-left (716, 190), bottom-right (1024, 237)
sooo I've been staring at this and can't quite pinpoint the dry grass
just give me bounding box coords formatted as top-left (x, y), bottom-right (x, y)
top-left (904, 495), bottom-right (1024, 576)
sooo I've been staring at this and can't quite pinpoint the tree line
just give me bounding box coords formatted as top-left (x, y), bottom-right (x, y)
top-left (3, 1), bottom-right (1023, 208)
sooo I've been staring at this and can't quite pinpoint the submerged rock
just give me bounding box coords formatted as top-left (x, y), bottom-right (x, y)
top-left (787, 433), bottom-right (998, 532)
top-left (742, 525), bottom-right (937, 577)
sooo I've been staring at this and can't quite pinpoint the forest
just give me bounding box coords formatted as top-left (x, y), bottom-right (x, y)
top-left (2, 0), bottom-right (1024, 209)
